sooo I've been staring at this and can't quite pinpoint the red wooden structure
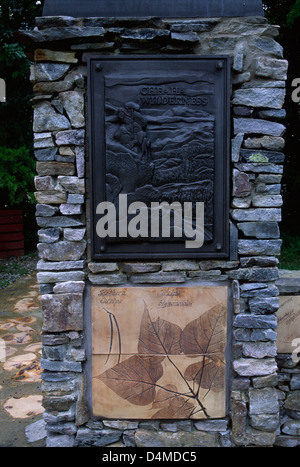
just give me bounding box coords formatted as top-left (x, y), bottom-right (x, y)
top-left (0, 210), bottom-right (24, 258)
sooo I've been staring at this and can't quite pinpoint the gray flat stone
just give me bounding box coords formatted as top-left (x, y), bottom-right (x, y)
top-left (30, 63), bottom-right (70, 82)
top-left (232, 88), bottom-right (285, 109)
top-left (25, 419), bottom-right (47, 443)
top-left (234, 118), bottom-right (285, 137)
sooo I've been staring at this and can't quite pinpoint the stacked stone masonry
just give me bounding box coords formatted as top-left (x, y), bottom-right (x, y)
top-left (20, 14), bottom-right (300, 446)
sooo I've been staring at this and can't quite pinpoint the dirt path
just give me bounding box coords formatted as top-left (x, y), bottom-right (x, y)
top-left (0, 273), bottom-right (45, 447)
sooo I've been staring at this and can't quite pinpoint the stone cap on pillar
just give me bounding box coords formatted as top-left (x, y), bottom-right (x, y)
top-left (42, 0), bottom-right (265, 18)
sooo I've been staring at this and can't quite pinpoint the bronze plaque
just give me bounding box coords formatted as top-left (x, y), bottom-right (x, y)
top-left (88, 56), bottom-right (230, 260)
top-left (91, 286), bottom-right (228, 419)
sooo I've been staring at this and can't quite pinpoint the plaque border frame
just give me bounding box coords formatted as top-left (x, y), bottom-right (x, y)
top-left (87, 55), bottom-right (231, 261)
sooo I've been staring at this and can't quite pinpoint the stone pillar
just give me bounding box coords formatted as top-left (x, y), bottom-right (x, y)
top-left (19, 13), bottom-right (288, 447)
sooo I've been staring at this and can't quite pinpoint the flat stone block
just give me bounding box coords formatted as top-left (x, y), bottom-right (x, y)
top-left (238, 239), bottom-right (282, 255)
top-left (241, 149), bottom-right (285, 164)
top-left (60, 90), bottom-right (85, 129)
top-left (37, 259), bottom-right (85, 271)
top-left (34, 175), bottom-right (56, 191)
top-left (38, 240), bottom-right (86, 261)
top-left (30, 63), bottom-right (70, 82)
top-left (282, 419), bottom-right (300, 436)
top-left (199, 260), bottom-right (239, 270)
top-left (231, 133), bottom-right (244, 162)
top-left (188, 270), bottom-right (225, 280)
top-left (130, 272), bottom-right (186, 284)
top-left (35, 49), bottom-right (78, 63)
top-left (248, 297), bottom-right (279, 314)
top-left (67, 194), bottom-right (84, 204)
top-left (56, 129), bottom-right (85, 146)
top-left (237, 222), bottom-right (280, 239)
top-left (284, 391), bottom-right (300, 412)
top-left (88, 273), bottom-right (126, 285)
top-left (41, 359), bottom-right (82, 372)
top-left (233, 358), bottom-right (277, 377)
top-left (249, 387), bottom-right (279, 415)
top-left (255, 57), bottom-right (288, 80)
top-left (37, 216), bottom-right (84, 228)
top-left (229, 267), bottom-right (279, 282)
top-left (35, 147), bottom-right (57, 161)
top-left (25, 419), bottom-right (47, 443)
top-left (243, 342), bottom-right (277, 358)
top-left (234, 163), bottom-right (283, 174)
top-left (194, 419), bottom-right (228, 432)
top-left (34, 133), bottom-right (55, 149)
top-left (244, 136), bottom-right (285, 151)
top-left (57, 176), bottom-right (85, 194)
top-left (34, 80), bottom-right (73, 96)
top-left (41, 293), bottom-right (83, 332)
top-left (233, 313), bottom-right (277, 329)
top-left (240, 256), bottom-right (279, 268)
top-left (161, 260), bottom-right (199, 271)
top-left (60, 203), bottom-right (83, 215)
top-left (34, 101), bottom-right (71, 133)
top-left (232, 88), bottom-right (285, 109)
top-left (232, 169), bottom-right (251, 197)
top-left (75, 428), bottom-right (122, 447)
top-left (245, 427), bottom-right (276, 447)
top-left (63, 228), bottom-right (86, 241)
top-left (36, 161), bottom-right (75, 176)
top-left (35, 191), bottom-right (67, 205)
top-left (122, 263), bottom-right (161, 273)
top-left (250, 413), bottom-right (279, 432)
top-left (234, 118), bottom-right (285, 137)
top-left (37, 271), bottom-right (85, 284)
top-left (38, 228), bottom-right (60, 243)
top-left (88, 262), bottom-right (119, 273)
top-left (252, 195), bottom-right (283, 207)
top-left (252, 37), bottom-right (283, 58)
top-left (53, 280), bottom-right (85, 294)
top-left (46, 434), bottom-right (75, 448)
top-left (135, 429), bottom-right (219, 447)
top-left (36, 204), bottom-right (58, 217)
top-left (232, 208), bottom-right (281, 222)
top-left (274, 435), bottom-right (300, 448)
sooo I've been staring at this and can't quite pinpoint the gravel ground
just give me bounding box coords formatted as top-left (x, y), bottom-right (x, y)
top-left (0, 252), bottom-right (38, 290)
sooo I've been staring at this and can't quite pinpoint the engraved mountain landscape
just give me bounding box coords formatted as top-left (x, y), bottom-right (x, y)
top-left (104, 77), bottom-right (215, 241)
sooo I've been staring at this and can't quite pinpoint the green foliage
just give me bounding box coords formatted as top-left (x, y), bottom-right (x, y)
top-left (0, 1), bottom-right (43, 148)
top-left (0, 0), bottom-right (43, 233)
top-left (287, 0), bottom-right (300, 26)
top-left (0, 146), bottom-right (35, 207)
top-left (279, 234), bottom-right (300, 270)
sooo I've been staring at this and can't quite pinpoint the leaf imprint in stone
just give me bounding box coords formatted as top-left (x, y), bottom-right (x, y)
top-left (98, 355), bottom-right (164, 406)
top-left (184, 358), bottom-right (226, 393)
top-left (138, 301), bottom-right (182, 355)
top-left (180, 304), bottom-right (226, 358)
top-left (151, 385), bottom-right (195, 419)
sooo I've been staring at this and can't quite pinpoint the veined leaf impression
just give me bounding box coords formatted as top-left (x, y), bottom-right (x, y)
top-left (97, 300), bottom-right (227, 419)
top-left (99, 355), bottom-right (163, 406)
top-left (138, 302), bottom-right (182, 355)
